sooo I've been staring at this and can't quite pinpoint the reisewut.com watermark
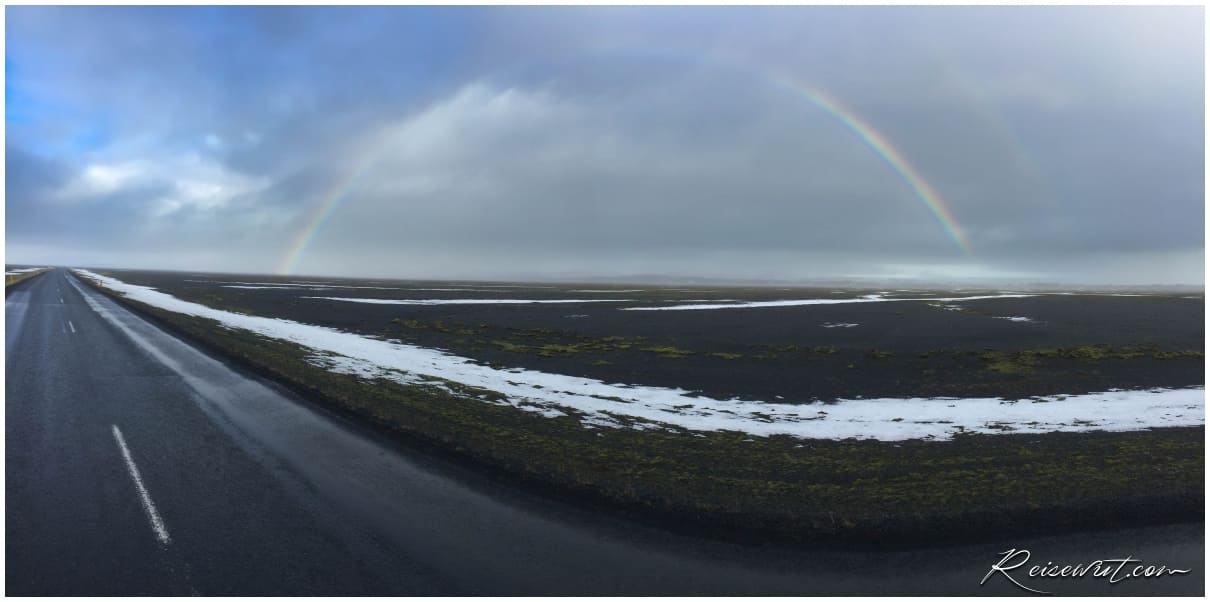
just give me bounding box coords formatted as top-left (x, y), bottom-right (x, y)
top-left (981, 548), bottom-right (1192, 595)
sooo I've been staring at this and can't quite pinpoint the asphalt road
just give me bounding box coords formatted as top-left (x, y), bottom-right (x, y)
top-left (5, 268), bottom-right (1203, 595)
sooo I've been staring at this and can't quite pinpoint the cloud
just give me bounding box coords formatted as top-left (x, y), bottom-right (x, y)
top-left (49, 152), bottom-right (270, 216)
top-left (58, 162), bottom-right (147, 199)
top-left (5, 6), bottom-right (1204, 284)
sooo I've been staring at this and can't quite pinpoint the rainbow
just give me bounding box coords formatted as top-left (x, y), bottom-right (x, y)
top-left (768, 75), bottom-right (972, 254)
top-left (276, 66), bottom-right (974, 275)
top-left (276, 141), bottom-right (384, 275)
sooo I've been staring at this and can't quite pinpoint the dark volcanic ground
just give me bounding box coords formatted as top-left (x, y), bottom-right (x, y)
top-left (97, 270), bottom-right (1204, 403)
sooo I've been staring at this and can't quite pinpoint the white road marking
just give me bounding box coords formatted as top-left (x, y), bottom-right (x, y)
top-left (68, 321), bottom-right (76, 333)
top-left (111, 425), bottom-right (171, 545)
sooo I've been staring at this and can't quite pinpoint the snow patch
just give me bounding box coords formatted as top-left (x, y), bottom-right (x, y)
top-left (302, 297), bottom-right (634, 305)
top-left (5, 267), bottom-right (47, 276)
top-left (567, 289), bottom-right (645, 293)
top-left (622, 293), bottom-right (1035, 311)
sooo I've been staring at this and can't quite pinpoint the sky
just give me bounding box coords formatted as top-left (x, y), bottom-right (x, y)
top-left (5, 6), bottom-right (1205, 285)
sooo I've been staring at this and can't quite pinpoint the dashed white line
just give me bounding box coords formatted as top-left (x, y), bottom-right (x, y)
top-left (68, 321), bottom-right (76, 333)
top-left (111, 425), bottom-right (171, 545)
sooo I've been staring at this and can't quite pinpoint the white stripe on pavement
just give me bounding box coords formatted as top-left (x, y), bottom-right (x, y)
top-left (111, 425), bottom-right (171, 545)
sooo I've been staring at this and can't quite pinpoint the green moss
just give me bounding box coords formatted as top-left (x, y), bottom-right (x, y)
top-left (980, 344), bottom-right (1202, 374)
top-left (390, 318), bottom-right (483, 335)
top-left (1153, 350), bottom-right (1204, 360)
top-left (640, 345), bottom-right (694, 358)
top-left (981, 352), bottom-right (1040, 374)
top-left (1066, 345), bottom-right (1110, 361)
top-left (706, 352), bottom-right (744, 360)
top-left (491, 339), bottom-right (530, 353)
top-left (538, 343), bottom-right (583, 357)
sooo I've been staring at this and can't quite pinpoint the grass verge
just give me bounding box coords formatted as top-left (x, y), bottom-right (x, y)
top-left (5, 268), bottom-right (49, 291)
top-left (78, 274), bottom-right (1204, 547)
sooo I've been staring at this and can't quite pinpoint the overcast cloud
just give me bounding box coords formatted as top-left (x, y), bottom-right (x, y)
top-left (6, 6), bottom-right (1204, 284)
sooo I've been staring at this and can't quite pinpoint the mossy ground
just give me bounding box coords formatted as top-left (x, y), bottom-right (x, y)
top-left (82, 277), bottom-right (1205, 545)
top-left (980, 345), bottom-right (1204, 374)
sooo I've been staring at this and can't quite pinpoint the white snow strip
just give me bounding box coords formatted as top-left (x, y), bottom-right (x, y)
top-left (186, 280), bottom-right (296, 287)
top-left (622, 293), bottom-right (1035, 311)
top-left (111, 425), bottom-right (171, 545)
top-left (194, 280), bottom-right (411, 291)
top-left (820, 322), bottom-right (859, 328)
top-left (567, 289), bottom-right (646, 293)
top-left (995, 316), bottom-right (1035, 323)
top-left (219, 284), bottom-right (524, 293)
top-left (222, 285), bottom-right (303, 290)
top-left (5, 267), bottom-right (47, 275)
top-left (300, 284), bottom-right (453, 291)
top-left (302, 297), bottom-right (635, 305)
top-left (74, 270), bottom-right (1204, 441)
top-left (408, 288), bottom-right (500, 292)
top-left (462, 284), bottom-right (560, 289)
